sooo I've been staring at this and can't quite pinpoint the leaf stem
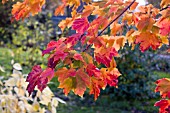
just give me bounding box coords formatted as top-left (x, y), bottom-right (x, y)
top-left (83, 0), bottom-right (136, 52)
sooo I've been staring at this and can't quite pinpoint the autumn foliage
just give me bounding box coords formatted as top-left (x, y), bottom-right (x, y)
top-left (2, 0), bottom-right (170, 112)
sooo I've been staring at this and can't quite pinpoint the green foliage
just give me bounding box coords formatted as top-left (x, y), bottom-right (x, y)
top-left (10, 13), bottom-right (55, 72)
top-left (0, 48), bottom-right (13, 76)
top-left (154, 71), bottom-right (170, 78)
top-left (0, 0), bottom-right (13, 45)
top-left (0, 10), bottom-right (58, 74)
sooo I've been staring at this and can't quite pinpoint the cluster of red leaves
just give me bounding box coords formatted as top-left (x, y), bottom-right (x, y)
top-left (27, 32), bottom-right (121, 100)
top-left (3, 0), bottom-right (170, 110)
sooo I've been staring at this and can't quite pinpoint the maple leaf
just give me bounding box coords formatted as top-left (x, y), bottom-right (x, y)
top-left (122, 12), bottom-right (133, 25)
top-left (12, 0), bottom-right (45, 21)
top-left (82, 5), bottom-right (94, 17)
top-left (59, 18), bottom-right (73, 31)
top-left (87, 17), bottom-right (108, 43)
top-left (101, 59), bottom-right (121, 87)
top-left (54, 4), bottom-right (66, 16)
top-left (42, 39), bottom-right (68, 69)
top-left (155, 99), bottom-right (170, 113)
top-left (56, 68), bottom-right (76, 96)
top-left (95, 46), bottom-right (119, 67)
top-left (65, 33), bottom-right (81, 48)
top-left (72, 18), bottom-right (89, 34)
top-left (135, 32), bottom-right (160, 52)
top-left (155, 78), bottom-right (170, 98)
top-left (86, 63), bottom-right (100, 77)
top-left (26, 66), bottom-right (54, 95)
top-left (56, 68), bottom-right (90, 97)
top-left (137, 16), bottom-right (155, 32)
top-left (42, 38), bottom-right (66, 56)
top-left (89, 76), bottom-right (106, 100)
top-left (42, 41), bottom-right (57, 56)
top-left (155, 18), bottom-right (170, 36)
top-left (38, 68), bottom-right (55, 91)
top-left (73, 53), bottom-right (85, 63)
top-left (48, 51), bottom-right (68, 68)
top-left (100, 35), bottom-right (126, 51)
top-left (81, 52), bottom-right (93, 64)
top-left (26, 65), bottom-right (43, 95)
top-left (101, 67), bottom-right (120, 87)
top-left (74, 69), bottom-right (90, 97)
top-left (108, 6), bottom-right (118, 15)
top-left (110, 22), bottom-right (123, 36)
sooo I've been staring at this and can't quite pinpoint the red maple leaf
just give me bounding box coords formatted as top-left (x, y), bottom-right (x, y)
top-left (156, 18), bottom-right (170, 36)
top-left (26, 66), bottom-right (54, 95)
top-left (42, 38), bottom-right (66, 56)
top-left (72, 18), bottom-right (89, 34)
top-left (135, 32), bottom-right (160, 52)
top-left (86, 63), bottom-right (100, 77)
top-left (95, 46), bottom-right (119, 67)
top-left (65, 33), bottom-right (81, 48)
top-left (155, 99), bottom-right (170, 113)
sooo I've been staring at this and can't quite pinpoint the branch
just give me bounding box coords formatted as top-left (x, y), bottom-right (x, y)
top-left (83, 0), bottom-right (136, 52)
top-left (160, 5), bottom-right (170, 11)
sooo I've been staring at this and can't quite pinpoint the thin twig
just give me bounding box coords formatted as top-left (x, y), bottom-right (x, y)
top-left (160, 5), bottom-right (170, 11)
top-left (83, 0), bottom-right (136, 52)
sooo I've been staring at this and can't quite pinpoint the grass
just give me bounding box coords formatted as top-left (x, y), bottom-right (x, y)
top-left (154, 71), bottom-right (170, 78)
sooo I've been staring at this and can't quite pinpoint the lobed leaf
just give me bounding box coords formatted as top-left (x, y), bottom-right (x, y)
top-left (155, 99), bottom-right (170, 113)
top-left (155, 78), bottom-right (170, 98)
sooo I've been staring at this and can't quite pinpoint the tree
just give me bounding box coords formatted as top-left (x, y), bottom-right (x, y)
top-left (2, 0), bottom-right (170, 112)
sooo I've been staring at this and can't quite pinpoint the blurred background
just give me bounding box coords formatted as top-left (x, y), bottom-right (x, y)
top-left (0, 0), bottom-right (170, 113)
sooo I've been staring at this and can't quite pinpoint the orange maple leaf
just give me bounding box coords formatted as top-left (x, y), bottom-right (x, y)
top-left (94, 46), bottom-right (119, 67)
top-left (55, 4), bottom-right (66, 16)
top-left (82, 5), bottom-right (94, 17)
top-left (72, 17), bottom-right (89, 34)
top-left (135, 32), bottom-right (160, 52)
top-left (58, 18), bottom-right (73, 31)
top-left (101, 59), bottom-right (121, 87)
top-left (12, 0), bottom-right (45, 21)
top-left (89, 76), bottom-right (106, 100)
top-left (56, 68), bottom-right (90, 97)
top-left (155, 78), bottom-right (170, 98)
